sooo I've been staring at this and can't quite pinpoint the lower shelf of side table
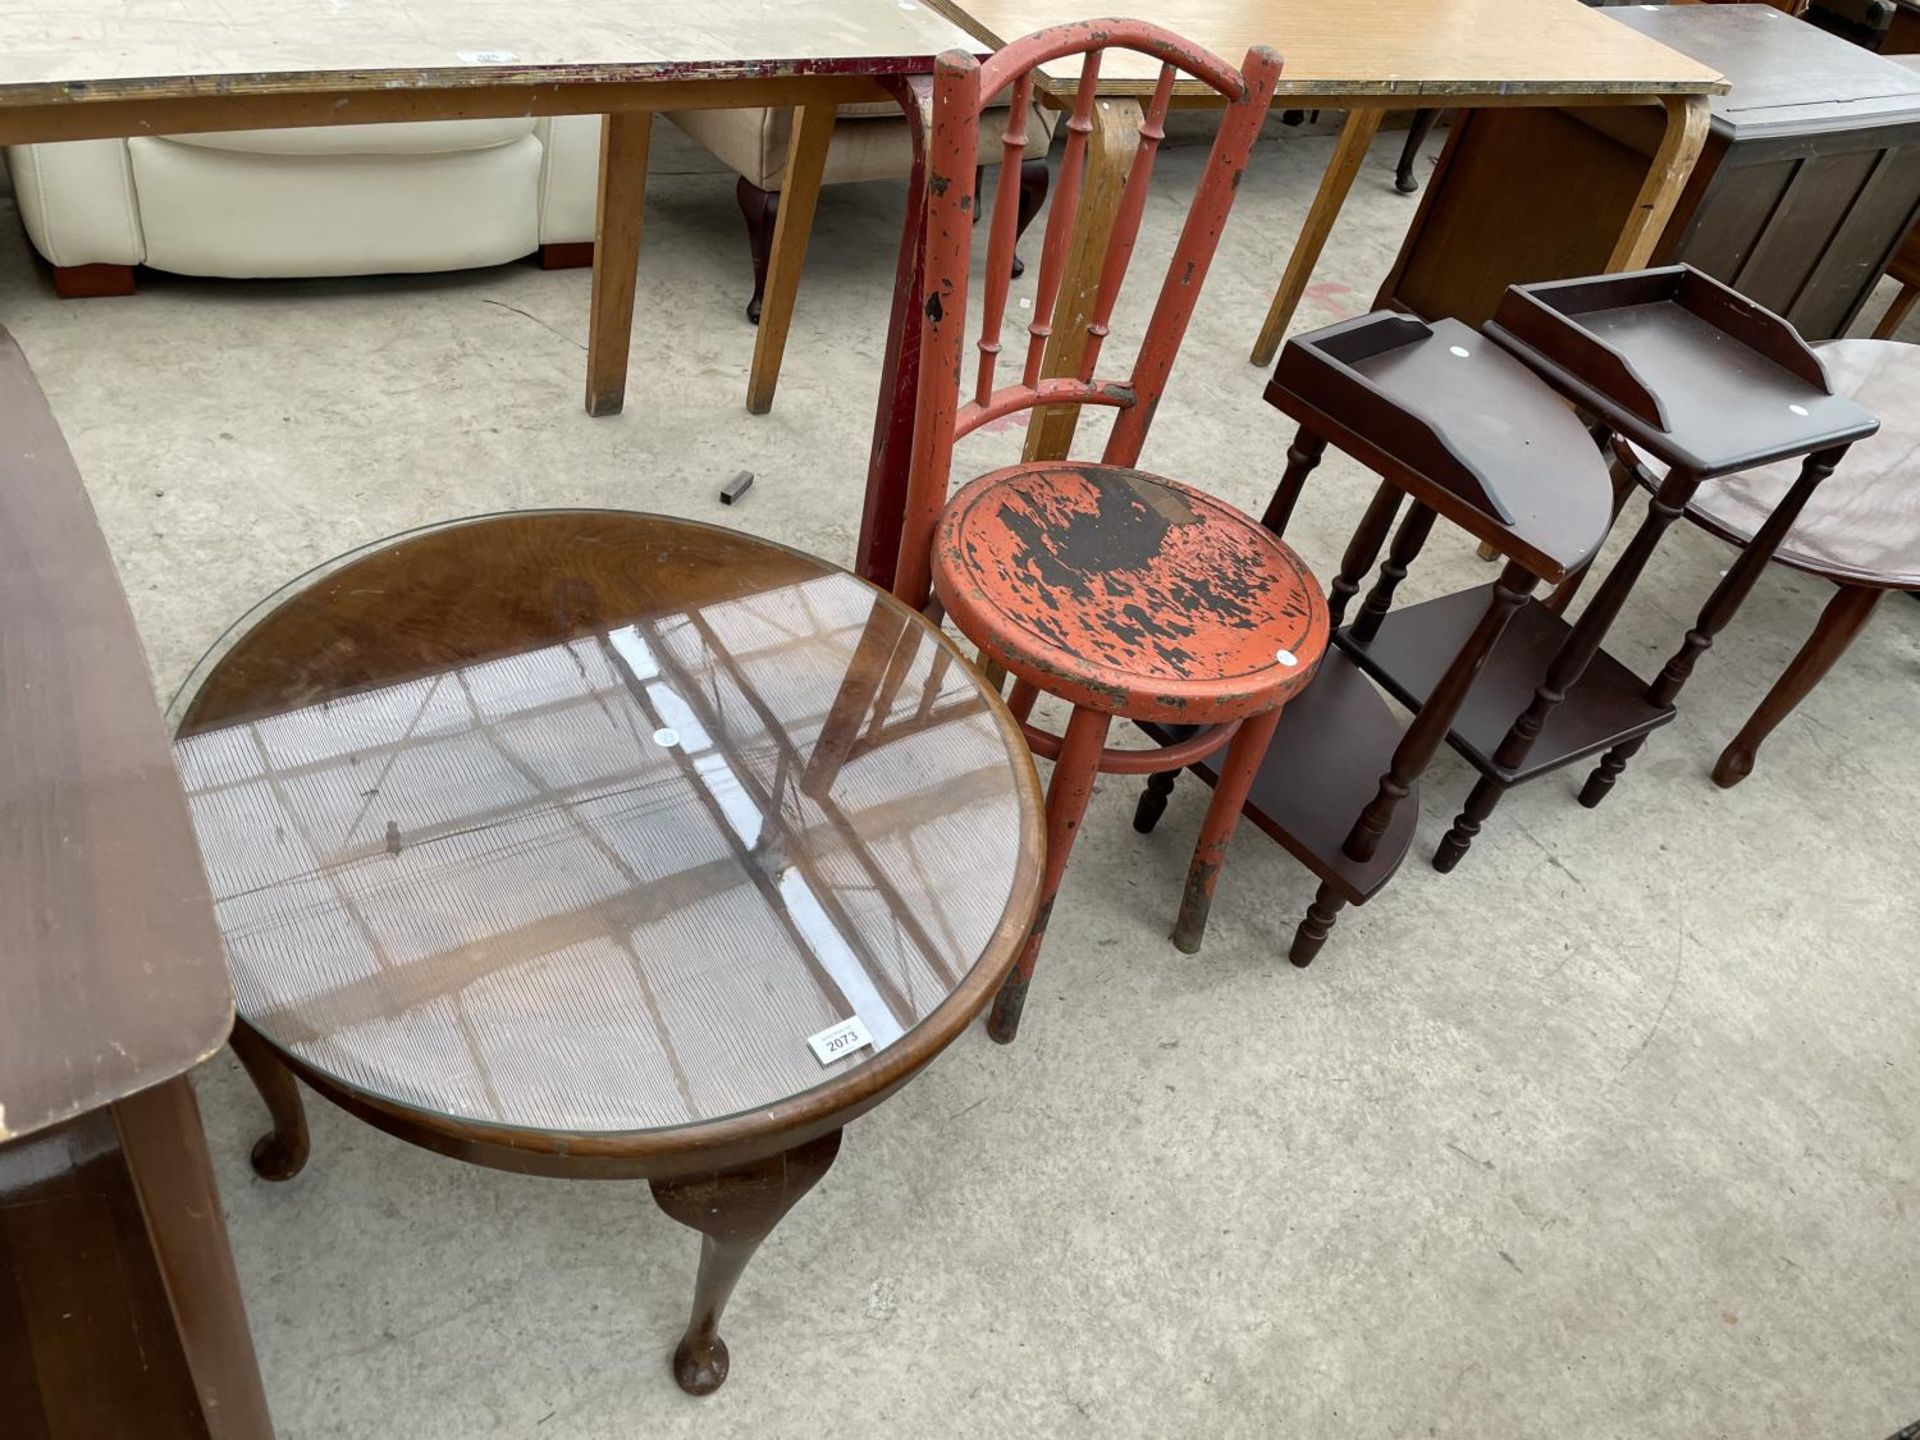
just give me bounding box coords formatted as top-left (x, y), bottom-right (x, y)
top-left (1140, 647), bottom-right (1417, 907)
top-left (1338, 585), bottom-right (1676, 785)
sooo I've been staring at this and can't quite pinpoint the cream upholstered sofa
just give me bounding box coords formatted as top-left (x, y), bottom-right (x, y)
top-left (3, 115), bottom-right (604, 295)
top-left (667, 95), bottom-right (1056, 322)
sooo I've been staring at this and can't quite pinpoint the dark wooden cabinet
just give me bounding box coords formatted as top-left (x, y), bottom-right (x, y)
top-left (1382, 4), bottom-right (1920, 338)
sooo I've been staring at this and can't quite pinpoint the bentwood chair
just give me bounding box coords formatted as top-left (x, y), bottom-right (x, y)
top-left (893, 22), bottom-right (1329, 1043)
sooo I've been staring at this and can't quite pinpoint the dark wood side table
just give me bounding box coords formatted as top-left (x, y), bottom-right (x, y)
top-left (1476, 266), bottom-right (1879, 825)
top-left (1136, 310), bottom-right (1617, 964)
top-left (169, 510), bottom-right (1043, 1398)
top-left (0, 327), bottom-right (274, 1439)
top-left (1617, 338), bottom-right (1920, 786)
top-left (1380, 4), bottom-right (1920, 339)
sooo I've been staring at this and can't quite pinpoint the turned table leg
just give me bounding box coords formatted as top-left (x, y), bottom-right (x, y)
top-left (584, 111), bottom-right (654, 418)
top-left (1584, 446), bottom-right (1848, 805)
top-left (1714, 582), bottom-right (1883, 788)
top-left (650, 1129), bottom-right (842, 1396)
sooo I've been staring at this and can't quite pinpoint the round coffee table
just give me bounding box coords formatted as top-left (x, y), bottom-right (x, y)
top-left (170, 510), bottom-right (1043, 1395)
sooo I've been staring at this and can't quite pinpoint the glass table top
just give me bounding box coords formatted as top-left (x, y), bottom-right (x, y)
top-left (170, 511), bottom-right (1040, 1138)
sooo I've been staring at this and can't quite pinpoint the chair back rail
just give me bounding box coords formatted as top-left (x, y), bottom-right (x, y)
top-left (895, 19), bottom-right (1283, 606)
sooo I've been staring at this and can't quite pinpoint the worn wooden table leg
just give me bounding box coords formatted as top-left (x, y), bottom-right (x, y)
top-left (1345, 562), bottom-right (1540, 864)
top-left (113, 1074), bottom-right (276, 1439)
top-left (1249, 107), bottom-right (1384, 369)
top-left (1714, 582), bottom-right (1882, 789)
top-left (1605, 93), bottom-right (1711, 272)
top-left (746, 103), bottom-right (837, 416)
top-left (857, 76), bottom-right (933, 589)
top-left (649, 1129), bottom-right (842, 1396)
top-left (584, 110), bottom-right (654, 418)
top-left (1023, 98), bottom-right (1145, 465)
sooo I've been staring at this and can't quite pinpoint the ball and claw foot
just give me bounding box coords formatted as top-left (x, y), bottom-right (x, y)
top-left (248, 1129), bottom-right (309, 1182)
top-left (1394, 168), bottom-right (1419, 194)
top-left (673, 1334), bottom-right (730, 1396)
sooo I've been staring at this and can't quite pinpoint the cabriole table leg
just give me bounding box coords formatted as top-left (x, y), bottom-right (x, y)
top-left (649, 1129), bottom-right (843, 1396)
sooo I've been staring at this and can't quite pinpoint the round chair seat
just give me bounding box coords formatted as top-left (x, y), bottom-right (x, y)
top-left (932, 462), bottom-right (1329, 724)
top-left (1631, 339), bottom-right (1920, 591)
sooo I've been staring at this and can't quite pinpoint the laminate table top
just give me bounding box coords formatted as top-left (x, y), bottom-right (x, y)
top-left (926, 0), bottom-right (1726, 100)
top-left (0, 0), bottom-right (984, 113)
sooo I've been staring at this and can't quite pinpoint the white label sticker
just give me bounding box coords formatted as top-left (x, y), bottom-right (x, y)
top-left (808, 1016), bottom-right (875, 1066)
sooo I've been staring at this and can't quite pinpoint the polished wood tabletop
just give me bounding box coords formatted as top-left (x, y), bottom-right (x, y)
top-left (0, 326), bottom-right (231, 1145)
top-left (926, 0), bottom-right (1725, 98)
top-left (171, 511), bottom-right (1043, 1147)
top-left (0, 0), bottom-right (982, 110)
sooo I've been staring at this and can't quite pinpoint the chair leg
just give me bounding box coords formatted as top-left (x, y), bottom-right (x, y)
top-left (736, 176), bottom-right (778, 325)
top-left (1172, 708), bottom-right (1283, 955)
top-left (1394, 109), bottom-right (1440, 193)
top-left (1713, 582), bottom-right (1882, 789)
top-left (228, 1018), bottom-right (310, 1182)
top-left (988, 705), bottom-right (1113, 1044)
top-left (1133, 768), bottom-right (1177, 834)
top-left (1433, 774), bottom-right (1507, 873)
top-left (1289, 881), bottom-right (1347, 967)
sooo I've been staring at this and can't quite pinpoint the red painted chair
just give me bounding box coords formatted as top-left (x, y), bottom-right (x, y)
top-left (893, 22), bottom-right (1328, 1042)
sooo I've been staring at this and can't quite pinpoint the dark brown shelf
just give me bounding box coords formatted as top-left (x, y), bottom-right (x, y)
top-left (1268, 311), bottom-right (1613, 583)
top-left (1142, 648), bottom-right (1417, 907)
top-left (1488, 265), bottom-right (1880, 478)
top-left (1338, 586), bottom-right (1676, 785)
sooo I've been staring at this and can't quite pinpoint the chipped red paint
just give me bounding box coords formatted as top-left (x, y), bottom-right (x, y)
top-left (936, 464), bottom-right (1327, 725)
top-left (877, 23), bottom-right (1305, 1041)
top-left (987, 706), bottom-right (1111, 1044)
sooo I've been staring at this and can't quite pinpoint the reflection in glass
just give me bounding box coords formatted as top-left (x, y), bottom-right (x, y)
top-left (177, 571), bottom-right (1026, 1134)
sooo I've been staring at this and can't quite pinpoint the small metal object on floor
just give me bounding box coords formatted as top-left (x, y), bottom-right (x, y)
top-left (720, 470), bottom-right (754, 505)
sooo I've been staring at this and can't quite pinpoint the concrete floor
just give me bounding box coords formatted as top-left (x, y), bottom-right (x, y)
top-left (4, 122), bottom-right (1917, 1439)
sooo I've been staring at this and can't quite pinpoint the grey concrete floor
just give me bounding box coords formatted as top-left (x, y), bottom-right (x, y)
top-left (4, 122), bottom-right (1917, 1439)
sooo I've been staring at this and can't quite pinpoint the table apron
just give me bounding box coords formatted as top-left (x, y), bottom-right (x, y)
top-left (0, 72), bottom-right (890, 146)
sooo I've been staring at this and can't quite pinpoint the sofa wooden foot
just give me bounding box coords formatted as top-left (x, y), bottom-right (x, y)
top-left (538, 242), bottom-right (595, 270)
top-left (52, 263), bottom-right (136, 298)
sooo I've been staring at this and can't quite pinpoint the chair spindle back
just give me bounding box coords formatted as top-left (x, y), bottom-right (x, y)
top-left (895, 21), bottom-right (1283, 606)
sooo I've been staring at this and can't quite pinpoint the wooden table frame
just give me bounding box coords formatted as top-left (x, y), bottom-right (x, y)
top-left (0, 70), bottom-right (933, 417)
top-left (1251, 92), bottom-right (1713, 366)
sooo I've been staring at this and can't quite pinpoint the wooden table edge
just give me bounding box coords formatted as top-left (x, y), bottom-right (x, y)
top-left (176, 522), bottom-right (1047, 1181)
